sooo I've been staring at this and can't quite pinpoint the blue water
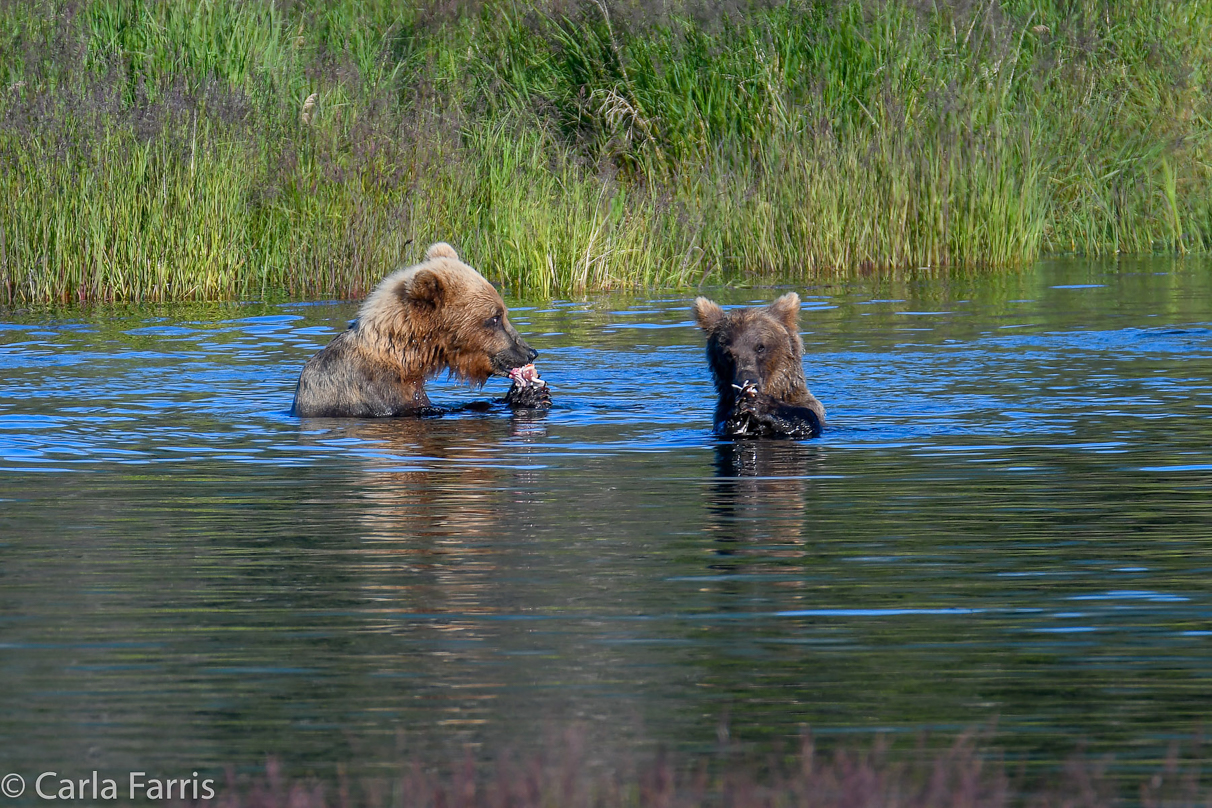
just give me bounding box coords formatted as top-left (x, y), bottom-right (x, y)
top-left (1, 258), bottom-right (1211, 779)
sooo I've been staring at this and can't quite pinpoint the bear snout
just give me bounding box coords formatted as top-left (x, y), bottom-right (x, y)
top-left (491, 339), bottom-right (538, 374)
top-left (731, 364), bottom-right (763, 392)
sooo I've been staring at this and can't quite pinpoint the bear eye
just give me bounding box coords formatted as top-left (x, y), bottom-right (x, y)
top-left (755, 343), bottom-right (766, 354)
top-left (485, 314), bottom-right (501, 328)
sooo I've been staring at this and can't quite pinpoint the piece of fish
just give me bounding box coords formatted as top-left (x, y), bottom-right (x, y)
top-left (508, 363), bottom-right (546, 388)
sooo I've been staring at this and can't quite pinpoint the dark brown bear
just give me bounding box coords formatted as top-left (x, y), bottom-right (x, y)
top-left (291, 243), bottom-right (548, 417)
top-left (692, 293), bottom-right (826, 439)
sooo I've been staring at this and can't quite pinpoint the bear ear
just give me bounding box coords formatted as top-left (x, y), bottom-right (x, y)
top-left (406, 268), bottom-right (445, 310)
top-left (768, 292), bottom-right (801, 332)
top-left (426, 242), bottom-right (459, 261)
top-left (692, 297), bottom-right (725, 331)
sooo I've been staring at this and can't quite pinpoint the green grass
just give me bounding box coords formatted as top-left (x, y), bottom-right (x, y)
top-left (0, 0), bottom-right (1209, 302)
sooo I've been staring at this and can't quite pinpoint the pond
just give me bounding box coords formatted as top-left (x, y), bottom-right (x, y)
top-left (1, 258), bottom-right (1210, 780)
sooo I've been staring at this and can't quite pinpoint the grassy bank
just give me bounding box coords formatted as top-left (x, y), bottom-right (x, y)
top-left (1, 0), bottom-right (1209, 302)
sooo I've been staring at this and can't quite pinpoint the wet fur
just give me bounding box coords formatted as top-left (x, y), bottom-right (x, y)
top-left (692, 293), bottom-right (825, 439)
top-left (292, 243), bottom-right (538, 417)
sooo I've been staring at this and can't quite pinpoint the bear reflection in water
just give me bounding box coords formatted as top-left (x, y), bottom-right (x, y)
top-left (298, 411), bottom-right (549, 606)
top-left (289, 412), bottom-right (554, 736)
top-left (707, 440), bottom-right (824, 562)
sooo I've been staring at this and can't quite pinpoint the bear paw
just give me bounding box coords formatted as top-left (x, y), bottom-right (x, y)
top-left (722, 390), bottom-right (820, 439)
top-left (503, 383), bottom-right (552, 410)
top-left (502, 364), bottom-right (552, 410)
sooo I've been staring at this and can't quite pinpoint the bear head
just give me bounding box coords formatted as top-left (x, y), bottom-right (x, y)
top-left (691, 292), bottom-right (808, 404)
top-left (356, 242), bottom-right (537, 385)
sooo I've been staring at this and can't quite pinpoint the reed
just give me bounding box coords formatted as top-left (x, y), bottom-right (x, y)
top-left (0, 0), bottom-right (1208, 302)
top-left (210, 729), bottom-right (1212, 808)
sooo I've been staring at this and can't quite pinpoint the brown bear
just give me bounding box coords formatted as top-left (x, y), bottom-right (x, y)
top-left (692, 293), bottom-right (825, 439)
top-left (291, 243), bottom-right (548, 417)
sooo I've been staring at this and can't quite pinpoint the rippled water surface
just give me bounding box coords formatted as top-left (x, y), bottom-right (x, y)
top-left (2, 259), bottom-right (1211, 775)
